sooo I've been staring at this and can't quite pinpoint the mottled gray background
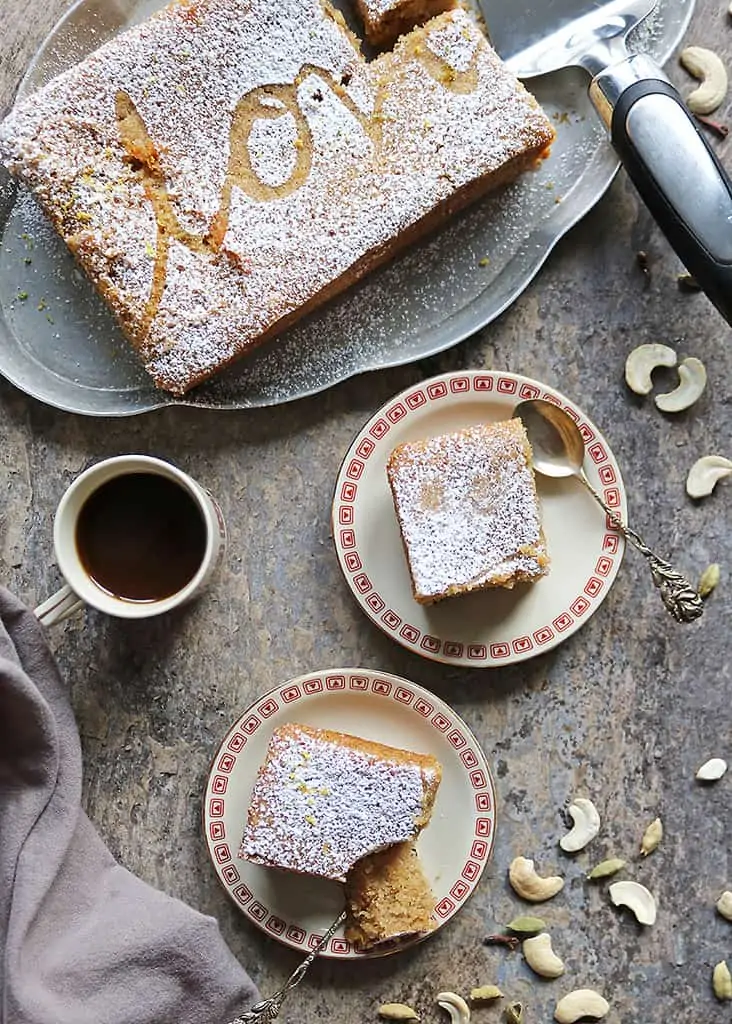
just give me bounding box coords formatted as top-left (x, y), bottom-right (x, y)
top-left (1, 0), bottom-right (731, 1021)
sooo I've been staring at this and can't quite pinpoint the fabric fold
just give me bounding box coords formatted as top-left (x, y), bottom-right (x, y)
top-left (0, 587), bottom-right (258, 1024)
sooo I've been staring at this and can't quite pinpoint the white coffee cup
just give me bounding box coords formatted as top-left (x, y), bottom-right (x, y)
top-left (34, 455), bottom-right (227, 626)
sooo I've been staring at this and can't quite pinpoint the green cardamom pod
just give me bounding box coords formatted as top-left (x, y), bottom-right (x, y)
top-left (505, 1000), bottom-right (524, 1024)
top-left (699, 563), bottom-right (721, 598)
top-left (506, 915), bottom-right (546, 935)
top-left (587, 858), bottom-right (626, 880)
top-left (470, 985), bottom-right (503, 1002)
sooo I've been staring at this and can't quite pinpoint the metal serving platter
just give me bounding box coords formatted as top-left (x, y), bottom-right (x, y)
top-left (0, 0), bottom-right (693, 415)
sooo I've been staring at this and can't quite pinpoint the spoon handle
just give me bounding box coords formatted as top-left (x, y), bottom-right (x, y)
top-left (225, 910), bottom-right (347, 1023)
top-left (578, 472), bottom-right (704, 624)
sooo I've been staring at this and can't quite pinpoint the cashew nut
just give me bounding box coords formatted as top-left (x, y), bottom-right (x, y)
top-left (609, 880), bottom-right (657, 925)
top-left (680, 46), bottom-right (728, 114)
top-left (716, 891), bottom-right (732, 921)
top-left (686, 455), bottom-right (732, 498)
top-left (696, 757), bottom-right (728, 781)
top-left (523, 933), bottom-right (566, 979)
top-left (640, 817), bottom-right (663, 857)
top-left (378, 1005), bottom-right (420, 1021)
top-left (625, 343), bottom-right (677, 395)
top-left (470, 985), bottom-right (503, 1002)
top-left (654, 357), bottom-right (707, 412)
top-left (713, 960), bottom-right (732, 1001)
top-left (436, 992), bottom-right (470, 1024)
top-left (509, 856), bottom-right (565, 902)
top-left (559, 797), bottom-right (601, 853)
top-left (554, 990), bottom-right (609, 1023)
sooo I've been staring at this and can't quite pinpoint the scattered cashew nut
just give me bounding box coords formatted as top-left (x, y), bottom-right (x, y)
top-left (609, 880), bottom-right (657, 925)
top-left (696, 757), bottom-right (728, 781)
top-left (680, 46), bottom-right (728, 114)
top-left (509, 856), bottom-right (565, 902)
top-left (713, 961), bottom-right (732, 1001)
top-left (625, 343), bottom-right (677, 395)
top-left (686, 455), bottom-right (732, 498)
top-left (378, 1004), bottom-right (420, 1021)
top-left (640, 817), bottom-right (663, 857)
top-left (559, 797), bottom-right (601, 852)
top-left (436, 992), bottom-right (470, 1024)
top-left (554, 989), bottom-right (609, 1023)
top-left (523, 933), bottom-right (566, 979)
top-left (654, 357), bottom-right (707, 412)
top-left (716, 891), bottom-right (732, 921)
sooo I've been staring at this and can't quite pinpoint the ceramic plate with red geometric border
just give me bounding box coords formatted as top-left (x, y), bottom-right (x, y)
top-left (332, 370), bottom-right (627, 668)
top-left (203, 669), bottom-right (496, 959)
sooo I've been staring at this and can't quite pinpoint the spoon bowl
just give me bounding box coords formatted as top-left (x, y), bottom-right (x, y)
top-left (513, 399), bottom-right (586, 479)
top-left (514, 398), bottom-right (704, 624)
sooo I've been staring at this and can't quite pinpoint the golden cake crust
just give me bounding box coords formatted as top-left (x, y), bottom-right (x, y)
top-left (0, 0), bottom-right (554, 394)
top-left (387, 418), bottom-right (550, 604)
top-left (239, 722), bottom-right (442, 881)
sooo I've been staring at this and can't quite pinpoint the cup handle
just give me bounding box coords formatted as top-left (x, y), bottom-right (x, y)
top-left (34, 584), bottom-right (84, 627)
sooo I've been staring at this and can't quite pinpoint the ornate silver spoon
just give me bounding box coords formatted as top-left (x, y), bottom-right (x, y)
top-left (514, 399), bottom-right (703, 624)
top-left (226, 910), bottom-right (346, 1023)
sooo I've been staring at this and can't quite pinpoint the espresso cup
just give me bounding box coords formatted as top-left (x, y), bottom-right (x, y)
top-left (34, 455), bottom-right (227, 626)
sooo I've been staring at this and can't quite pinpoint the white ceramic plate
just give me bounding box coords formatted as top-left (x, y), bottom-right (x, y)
top-left (332, 370), bottom-right (627, 668)
top-left (202, 669), bottom-right (496, 959)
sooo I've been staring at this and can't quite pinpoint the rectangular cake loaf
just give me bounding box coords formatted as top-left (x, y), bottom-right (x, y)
top-left (0, 0), bottom-right (554, 393)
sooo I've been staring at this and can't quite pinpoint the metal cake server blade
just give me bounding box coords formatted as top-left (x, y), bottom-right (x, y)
top-left (483, 0), bottom-right (655, 78)
top-left (479, 0), bottom-right (732, 327)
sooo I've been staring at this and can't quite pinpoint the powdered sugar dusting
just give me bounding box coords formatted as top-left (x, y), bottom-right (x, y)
top-left (239, 723), bottom-right (439, 881)
top-left (425, 14), bottom-right (479, 72)
top-left (0, 0), bottom-right (554, 393)
top-left (387, 419), bottom-right (549, 602)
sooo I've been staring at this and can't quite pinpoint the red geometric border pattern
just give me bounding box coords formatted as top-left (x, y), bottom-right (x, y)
top-left (332, 370), bottom-right (626, 667)
top-left (204, 672), bottom-right (496, 960)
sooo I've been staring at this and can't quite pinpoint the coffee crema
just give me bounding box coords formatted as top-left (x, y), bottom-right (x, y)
top-left (75, 472), bottom-right (207, 602)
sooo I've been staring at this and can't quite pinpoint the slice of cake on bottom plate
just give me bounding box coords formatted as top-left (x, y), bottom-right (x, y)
top-left (239, 722), bottom-right (442, 952)
top-left (239, 723), bottom-right (441, 881)
top-left (386, 418), bottom-right (550, 605)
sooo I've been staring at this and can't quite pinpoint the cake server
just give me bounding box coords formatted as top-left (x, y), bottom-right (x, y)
top-left (479, 0), bottom-right (732, 326)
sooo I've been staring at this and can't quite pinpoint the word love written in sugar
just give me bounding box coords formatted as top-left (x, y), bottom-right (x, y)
top-left (114, 50), bottom-right (478, 333)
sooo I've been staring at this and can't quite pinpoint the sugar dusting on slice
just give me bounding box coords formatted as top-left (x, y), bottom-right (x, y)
top-left (239, 723), bottom-right (439, 881)
top-left (388, 419), bottom-right (549, 601)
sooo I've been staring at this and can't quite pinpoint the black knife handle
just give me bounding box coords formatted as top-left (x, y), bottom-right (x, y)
top-left (608, 75), bottom-right (732, 325)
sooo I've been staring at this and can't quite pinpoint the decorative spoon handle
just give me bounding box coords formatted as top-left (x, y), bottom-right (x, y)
top-left (579, 472), bottom-right (704, 624)
top-left (226, 910), bottom-right (347, 1023)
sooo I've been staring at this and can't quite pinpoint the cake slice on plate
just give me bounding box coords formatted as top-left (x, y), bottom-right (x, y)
top-left (239, 722), bottom-right (442, 950)
top-left (387, 418), bottom-right (550, 604)
top-left (239, 722), bottom-right (441, 881)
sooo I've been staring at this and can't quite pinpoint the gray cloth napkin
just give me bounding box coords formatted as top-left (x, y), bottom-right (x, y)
top-left (0, 587), bottom-right (259, 1024)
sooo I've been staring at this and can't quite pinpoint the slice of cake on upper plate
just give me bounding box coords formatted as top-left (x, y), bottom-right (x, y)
top-left (239, 722), bottom-right (441, 881)
top-left (0, 0), bottom-right (554, 393)
top-left (387, 418), bottom-right (550, 604)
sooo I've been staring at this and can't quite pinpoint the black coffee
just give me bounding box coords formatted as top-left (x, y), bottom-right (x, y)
top-left (75, 472), bottom-right (207, 602)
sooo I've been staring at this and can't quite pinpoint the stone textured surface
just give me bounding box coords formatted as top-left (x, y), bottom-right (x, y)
top-left (1, 1), bottom-right (731, 1022)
